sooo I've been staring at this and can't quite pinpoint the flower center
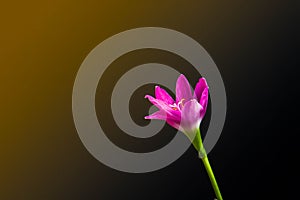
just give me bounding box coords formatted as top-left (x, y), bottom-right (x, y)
top-left (170, 98), bottom-right (186, 111)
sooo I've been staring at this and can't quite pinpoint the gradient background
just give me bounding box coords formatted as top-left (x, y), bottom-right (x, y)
top-left (0, 1), bottom-right (298, 199)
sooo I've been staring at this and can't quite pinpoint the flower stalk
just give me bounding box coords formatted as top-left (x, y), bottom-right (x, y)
top-left (195, 129), bottom-right (223, 200)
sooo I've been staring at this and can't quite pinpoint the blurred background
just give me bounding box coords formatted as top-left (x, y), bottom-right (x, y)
top-left (0, 1), bottom-right (298, 199)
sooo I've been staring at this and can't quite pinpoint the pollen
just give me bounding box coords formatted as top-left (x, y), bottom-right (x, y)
top-left (169, 103), bottom-right (178, 110)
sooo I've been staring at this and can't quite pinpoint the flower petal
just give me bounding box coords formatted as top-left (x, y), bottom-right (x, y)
top-left (145, 110), bottom-right (166, 120)
top-left (155, 86), bottom-right (174, 104)
top-left (145, 111), bottom-right (181, 131)
top-left (145, 95), bottom-right (180, 119)
top-left (194, 77), bottom-right (209, 102)
top-left (145, 95), bottom-right (170, 111)
top-left (180, 99), bottom-right (202, 133)
top-left (176, 74), bottom-right (193, 102)
top-left (199, 88), bottom-right (209, 120)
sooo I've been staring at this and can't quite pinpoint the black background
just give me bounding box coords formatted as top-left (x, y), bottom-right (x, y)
top-left (0, 1), bottom-right (298, 199)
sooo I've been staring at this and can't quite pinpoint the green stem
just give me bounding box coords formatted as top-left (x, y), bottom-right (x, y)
top-left (202, 155), bottom-right (223, 200)
top-left (194, 129), bottom-right (223, 200)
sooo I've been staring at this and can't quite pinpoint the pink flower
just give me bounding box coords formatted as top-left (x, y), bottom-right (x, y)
top-left (144, 75), bottom-right (224, 200)
top-left (145, 74), bottom-right (209, 136)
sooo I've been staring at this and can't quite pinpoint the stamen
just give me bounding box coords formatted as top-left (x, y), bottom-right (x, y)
top-left (169, 103), bottom-right (178, 110)
top-left (178, 98), bottom-right (185, 109)
top-left (169, 99), bottom-right (186, 111)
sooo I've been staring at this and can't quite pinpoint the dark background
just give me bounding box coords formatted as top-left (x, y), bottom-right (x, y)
top-left (1, 1), bottom-right (298, 199)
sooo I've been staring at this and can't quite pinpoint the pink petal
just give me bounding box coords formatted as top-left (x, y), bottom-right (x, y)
top-left (180, 99), bottom-right (202, 133)
top-left (145, 109), bottom-right (181, 131)
top-left (199, 88), bottom-right (209, 120)
top-left (176, 74), bottom-right (193, 102)
top-left (145, 95), bottom-right (180, 119)
top-left (194, 77), bottom-right (209, 102)
top-left (145, 110), bottom-right (166, 120)
top-left (145, 95), bottom-right (171, 111)
top-left (155, 86), bottom-right (174, 105)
